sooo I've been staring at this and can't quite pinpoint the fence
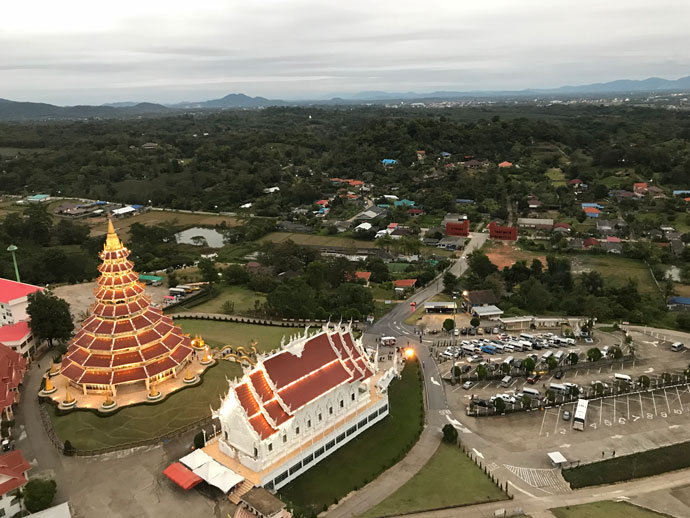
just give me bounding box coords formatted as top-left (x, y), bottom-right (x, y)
top-left (38, 400), bottom-right (216, 457)
top-left (169, 312), bottom-right (362, 329)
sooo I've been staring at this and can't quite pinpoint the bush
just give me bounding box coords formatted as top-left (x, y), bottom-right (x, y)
top-left (63, 440), bottom-right (74, 456)
top-left (23, 479), bottom-right (57, 513)
top-left (442, 424), bottom-right (458, 444)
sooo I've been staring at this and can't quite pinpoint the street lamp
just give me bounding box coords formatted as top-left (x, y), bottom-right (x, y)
top-left (7, 245), bottom-right (20, 282)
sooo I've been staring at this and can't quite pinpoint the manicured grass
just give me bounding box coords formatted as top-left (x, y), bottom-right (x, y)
top-left (575, 255), bottom-right (659, 296)
top-left (562, 439), bottom-right (690, 489)
top-left (279, 360), bottom-right (424, 516)
top-left (50, 361), bottom-right (242, 450)
top-left (371, 284), bottom-right (396, 300)
top-left (362, 442), bottom-right (507, 517)
top-left (179, 285), bottom-right (266, 314)
top-left (546, 167), bottom-right (566, 186)
top-left (551, 501), bottom-right (671, 518)
top-left (176, 318), bottom-right (288, 352)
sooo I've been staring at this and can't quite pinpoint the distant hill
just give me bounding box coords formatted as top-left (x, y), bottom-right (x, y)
top-left (0, 99), bottom-right (169, 121)
top-left (170, 93), bottom-right (289, 109)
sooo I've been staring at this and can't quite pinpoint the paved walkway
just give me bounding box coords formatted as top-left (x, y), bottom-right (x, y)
top-left (326, 423), bottom-right (442, 518)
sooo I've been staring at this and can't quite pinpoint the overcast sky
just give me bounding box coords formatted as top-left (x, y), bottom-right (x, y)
top-left (1, 0), bottom-right (689, 105)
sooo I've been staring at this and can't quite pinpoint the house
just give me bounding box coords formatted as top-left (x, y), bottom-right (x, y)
top-left (437, 236), bottom-right (466, 251)
top-left (498, 161), bottom-right (513, 168)
top-left (393, 279), bottom-right (417, 291)
top-left (381, 159), bottom-right (398, 167)
top-left (440, 151), bottom-right (451, 159)
top-left (583, 237), bottom-right (600, 250)
top-left (488, 222), bottom-right (517, 241)
top-left (315, 199), bottom-right (329, 207)
top-left (471, 305), bottom-right (504, 320)
top-left (668, 296), bottom-right (690, 311)
top-left (671, 239), bottom-right (685, 257)
top-left (463, 290), bottom-right (498, 308)
top-left (355, 206), bottom-right (387, 221)
top-left (235, 487), bottom-right (291, 518)
top-left (602, 242), bottom-right (622, 254)
top-left (567, 179), bottom-right (583, 187)
top-left (581, 203), bottom-right (604, 209)
top-left (0, 278), bottom-right (44, 359)
top-left (407, 208), bottom-right (424, 217)
top-left (610, 190), bottom-right (636, 201)
top-left (416, 151), bottom-right (426, 161)
top-left (277, 221), bottom-right (312, 233)
top-left (517, 218), bottom-right (554, 230)
top-left (0, 450), bottom-right (31, 518)
top-left (583, 207), bottom-right (601, 218)
top-left (354, 222), bottom-right (373, 232)
top-left (422, 238), bottom-right (439, 247)
top-left (569, 238), bottom-right (584, 251)
top-left (597, 219), bottom-right (623, 236)
top-left (673, 190), bottom-right (690, 197)
top-left (553, 222), bottom-right (571, 234)
top-left (463, 159), bottom-right (486, 169)
top-left (527, 195), bottom-right (542, 209)
top-left (443, 214), bottom-right (470, 237)
top-left (455, 199), bottom-right (475, 205)
top-left (394, 199), bottom-right (415, 208)
top-left (606, 236), bottom-right (621, 243)
top-left (390, 227), bottom-right (412, 239)
top-left (634, 183), bottom-right (648, 195)
top-left (141, 142), bottom-right (159, 149)
top-left (647, 186), bottom-right (666, 199)
top-left (263, 187), bottom-right (280, 194)
top-left (354, 271), bottom-right (372, 286)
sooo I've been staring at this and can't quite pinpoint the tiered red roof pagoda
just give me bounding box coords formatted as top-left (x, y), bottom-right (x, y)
top-left (60, 218), bottom-right (193, 395)
top-left (233, 329), bottom-right (374, 440)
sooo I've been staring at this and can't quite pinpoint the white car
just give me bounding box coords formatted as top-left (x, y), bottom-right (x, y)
top-left (462, 381), bottom-right (475, 390)
top-left (467, 355), bottom-right (482, 363)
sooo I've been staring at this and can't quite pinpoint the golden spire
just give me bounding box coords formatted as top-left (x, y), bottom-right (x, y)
top-left (44, 377), bottom-right (54, 392)
top-left (64, 385), bottom-right (74, 404)
top-left (104, 214), bottom-right (124, 252)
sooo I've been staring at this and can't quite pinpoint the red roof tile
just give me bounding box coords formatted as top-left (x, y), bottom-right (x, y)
top-left (249, 414), bottom-right (278, 439)
top-left (278, 361), bottom-right (350, 411)
top-left (264, 333), bottom-right (338, 389)
top-left (0, 450), bottom-right (30, 496)
top-left (0, 279), bottom-right (43, 304)
top-left (263, 399), bottom-right (290, 426)
top-left (112, 367), bottom-right (147, 384)
top-left (249, 370), bottom-right (275, 403)
top-left (0, 321), bottom-right (31, 343)
top-left (236, 383), bottom-right (261, 416)
top-left (393, 279), bottom-right (417, 288)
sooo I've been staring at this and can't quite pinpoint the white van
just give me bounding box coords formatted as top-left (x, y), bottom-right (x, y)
top-left (541, 350), bottom-right (553, 362)
top-left (519, 340), bottom-right (533, 351)
top-left (549, 383), bottom-right (568, 393)
top-left (522, 387), bottom-right (541, 398)
top-left (554, 351), bottom-right (565, 363)
top-left (462, 344), bottom-right (475, 355)
top-left (519, 333), bottom-right (535, 342)
top-left (503, 356), bottom-right (514, 366)
top-left (614, 373), bottom-right (632, 384)
top-left (500, 376), bottom-right (513, 388)
top-left (671, 342), bottom-right (685, 352)
top-left (565, 338), bottom-right (575, 346)
top-left (511, 341), bottom-right (524, 352)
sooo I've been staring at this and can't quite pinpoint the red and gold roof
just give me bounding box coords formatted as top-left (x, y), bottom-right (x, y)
top-left (61, 217), bottom-right (193, 386)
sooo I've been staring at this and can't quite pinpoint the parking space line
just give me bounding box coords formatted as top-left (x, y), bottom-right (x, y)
top-left (664, 389), bottom-right (672, 414)
top-left (554, 406), bottom-right (561, 435)
top-left (599, 399), bottom-right (603, 425)
top-left (539, 408), bottom-right (549, 436)
top-left (638, 393), bottom-right (644, 421)
top-left (676, 386), bottom-right (684, 412)
top-left (627, 395), bottom-right (630, 421)
top-left (652, 391), bottom-right (658, 416)
top-left (613, 395), bottom-right (616, 424)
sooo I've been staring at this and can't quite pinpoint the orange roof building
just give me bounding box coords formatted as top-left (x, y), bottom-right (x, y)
top-left (60, 217), bottom-right (194, 396)
top-left (498, 161), bottom-right (513, 168)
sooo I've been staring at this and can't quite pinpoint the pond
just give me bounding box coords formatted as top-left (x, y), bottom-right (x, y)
top-left (175, 227), bottom-right (226, 248)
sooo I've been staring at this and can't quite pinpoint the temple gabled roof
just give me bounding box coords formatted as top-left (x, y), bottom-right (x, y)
top-left (229, 327), bottom-right (374, 440)
top-left (60, 217), bottom-right (192, 387)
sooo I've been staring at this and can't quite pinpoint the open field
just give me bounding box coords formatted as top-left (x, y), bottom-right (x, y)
top-left (176, 319), bottom-right (288, 352)
top-left (260, 231), bottom-right (378, 249)
top-left (279, 360), bottom-right (424, 516)
top-left (95, 211), bottom-right (241, 239)
top-left (362, 442), bottom-right (507, 517)
top-left (179, 285), bottom-right (266, 314)
top-left (546, 167), bottom-right (566, 187)
top-left (572, 255), bottom-right (659, 296)
top-left (49, 361), bottom-right (241, 450)
top-left (675, 284), bottom-right (690, 297)
top-left (486, 242), bottom-right (547, 270)
top-left (551, 501), bottom-right (671, 518)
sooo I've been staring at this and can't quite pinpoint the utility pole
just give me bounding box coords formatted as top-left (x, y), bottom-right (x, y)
top-left (7, 245), bottom-right (20, 282)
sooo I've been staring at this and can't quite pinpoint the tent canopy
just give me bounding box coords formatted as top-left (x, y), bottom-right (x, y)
top-left (547, 451), bottom-right (567, 465)
top-left (163, 462), bottom-right (203, 490)
top-left (180, 449), bottom-right (244, 493)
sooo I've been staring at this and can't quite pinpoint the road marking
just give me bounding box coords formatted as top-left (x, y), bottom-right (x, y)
top-left (664, 388), bottom-right (672, 414)
top-left (445, 415), bottom-right (473, 434)
top-left (439, 409), bottom-right (451, 415)
top-left (611, 435), bottom-right (623, 439)
top-left (670, 425), bottom-right (681, 430)
top-left (539, 407), bottom-right (549, 436)
top-left (645, 368), bottom-right (654, 373)
top-left (507, 481), bottom-right (539, 499)
top-left (430, 377), bottom-right (441, 386)
top-left (554, 406), bottom-right (561, 435)
top-left (472, 448), bottom-right (484, 459)
top-left (505, 466), bottom-right (570, 494)
top-left (652, 391), bottom-right (658, 416)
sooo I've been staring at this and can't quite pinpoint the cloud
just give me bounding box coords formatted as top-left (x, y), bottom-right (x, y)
top-left (1, 0), bottom-right (689, 104)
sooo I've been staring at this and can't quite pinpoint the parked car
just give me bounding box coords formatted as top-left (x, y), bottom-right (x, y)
top-left (461, 328), bottom-right (468, 335)
top-left (526, 374), bottom-right (541, 384)
top-left (461, 365), bottom-right (472, 374)
top-left (562, 411), bottom-right (572, 421)
top-left (554, 370), bottom-right (564, 379)
top-left (462, 381), bottom-right (475, 390)
top-left (585, 338), bottom-right (594, 344)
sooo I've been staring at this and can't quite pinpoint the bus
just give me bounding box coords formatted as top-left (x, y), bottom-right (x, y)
top-left (573, 399), bottom-right (588, 431)
top-left (169, 287), bottom-right (186, 297)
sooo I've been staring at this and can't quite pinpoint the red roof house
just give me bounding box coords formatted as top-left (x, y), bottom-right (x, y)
top-left (354, 271), bottom-right (371, 283)
top-left (0, 278), bottom-right (43, 305)
top-left (567, 179), bottom-right (583, 186)
top-left (634, 182), bottom-right (648, 194)
top-left (583, 238), bottom-right (600, 249)
top-left (606, 236), bottom-right (621, 243)
top-left (553, 222), bottom-right (571, 230)
top-left (0, 344), bottom-right (26, 419)
top-left (0, 450), bottom-right (31, 497)
top-left (316, 200), bottom-right (329, 207)
top-left (407, 208), bottom-right (424, 216)
top-left (498, 161), bottom-right (513, 168)
top-left (393, 279), bottom-right (417, 289)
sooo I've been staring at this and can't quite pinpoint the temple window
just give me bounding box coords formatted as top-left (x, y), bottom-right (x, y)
top-left (340, 400), bottom-right (344, 408)
top-left (307, 419), bottom-right (311, 428)
top-left (254, 447), bottom-right (258, 457)
top-left (295, 426), bottom-right (300, 435)
top-left (268, 443), bottom-right (273, 452)
top-left (351, 393), bottom-right (355, 401)
top-left (318, 413), bottom-right (322, 421)
top-left (282, 435), bottom-right (287, 443)
top-left (329, 406), bottom-right (333, 415)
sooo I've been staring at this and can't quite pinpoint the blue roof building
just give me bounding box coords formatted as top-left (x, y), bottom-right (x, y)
top-left (394, 199), bottom-right (415, 207)
top-left (440, 151), bottom-right (451, 158)
top-left (581, 203), bottom-right (604, 209)
top-left (668, 296), bottom-right (690, 306)
top-left (381, 159), bottom-right (398, 166)
top-left (456, 199), bottom-right (475, 204)
top-left (673, 190), bottom-right (690, 196)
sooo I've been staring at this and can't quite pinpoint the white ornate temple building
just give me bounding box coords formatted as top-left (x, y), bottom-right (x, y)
top-left (196, 324), bottom-right (397, 495)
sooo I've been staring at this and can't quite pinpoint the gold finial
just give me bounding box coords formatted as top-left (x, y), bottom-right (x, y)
top-left (149, 386), bottom-right (160, 398)
top-left (103, 213), bottom-right (124, 252)
top-left (184, 371), bottom-right (196, 381)
top-left (64, 385), bottom-right (74, 404)
top-left (104, 393), bottom-right (113, 405)
top-left (45, 377), bottom-right (54, 392)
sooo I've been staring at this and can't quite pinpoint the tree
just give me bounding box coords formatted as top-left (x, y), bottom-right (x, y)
top-left (522, 357), bottom-right (536, 373)
top-left (27, 291), bottom-right (74, 348)
top-left (638, 375), bottom-right (651, 389)
top-left (547, 356), bottom-right (558, 371)
top-left (610, 346), bottom-right (623, 359)
top-left (62, 440), bottom-right (74, 456)
top-left (476, 364), bottom-right (489, 380)
top-left (567, 352), bottom-right (579, 366)
top-left (501, 363), bottom-right (511, 375)
top-left (467, 251), bottom-right (498, 278)
top-left (587, 347), bottom-right (603, 362)
top-left (23, 478), bottom-right (57, 513)
top-left (443, 272), bottom-right (458, 294)
top-left (546, 389), bottom-right (556, 402)
top-left (493, 397), bottom-right (506, 413)
top-left (443, 318), bottom-right (455, 332)
top-left (521, 395), bottom-right (532, 409)
top-left (593, 382), bottom-right (605, 395)
top-left (677, 312), bottom-right (690, 332)
top-left (442, 424), bottom-right (458, 444)
top-left (470, 317), bottom-right (480, 328)
top-left (197, 258), bottom-right (218, 284)
top-left (221, 300), bottom-right (235, 315)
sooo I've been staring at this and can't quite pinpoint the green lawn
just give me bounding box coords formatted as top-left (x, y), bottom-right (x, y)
top-left (546, 167), bottom-right (566, 187)
top-left (50, 361), bottom-right (242, 451)
top-left (371, 284), bottom-right (396, 300)
top-left (279, 360), bottom-right (424, 516)
top-left (176, 318), bottom-right (289, 352)
top-left (179, 285), bottom-right (266, 314)
top-left (551, 501), bottom-right (671, 518)
top-left (576, 256), bottom-right (659, 296)
top-left (362, 442), bottom-right (507, 517)
top-left (260, 231), bottom-right (378, 249)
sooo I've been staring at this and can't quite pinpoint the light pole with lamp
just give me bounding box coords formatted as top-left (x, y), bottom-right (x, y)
top-left (7, 245), bottom-right (20, 282)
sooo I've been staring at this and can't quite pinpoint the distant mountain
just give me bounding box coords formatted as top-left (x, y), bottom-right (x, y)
top-left (0, 99), bottom-right (169, 121)
top-left (550, 75), bottom-right (690, 94)
top-left (170, 93), bottom-right (289, 109)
